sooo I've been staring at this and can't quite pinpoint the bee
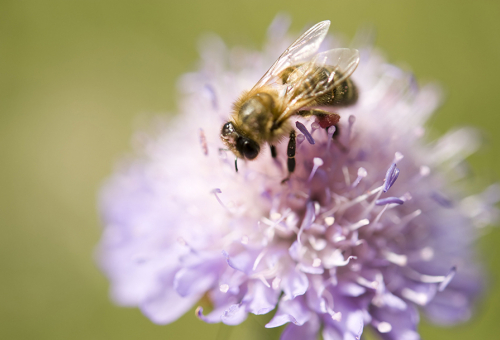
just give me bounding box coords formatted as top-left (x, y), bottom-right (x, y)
top-left (220, 20), bottom-right (360, 178)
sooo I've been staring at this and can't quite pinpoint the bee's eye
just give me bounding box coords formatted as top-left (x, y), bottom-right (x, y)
top-left (236, 137), bottom-right (260, 160)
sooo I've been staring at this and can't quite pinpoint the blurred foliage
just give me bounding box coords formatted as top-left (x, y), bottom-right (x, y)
top-left (0, 0), bottom-right (499, 339)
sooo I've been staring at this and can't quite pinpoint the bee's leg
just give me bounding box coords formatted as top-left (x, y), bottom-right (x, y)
top-left (297, 109), bottom-right (340, 129)
top-left (235, 157), bottom-right (238, 172)
top-left (287, 130), bottom-right (296, 173)
top-left (281, 130), bottom-right (296, 183)
top-left (298, 109), bottom-right (347, 152)
top-left (270, 145), bottom-right (277, 158)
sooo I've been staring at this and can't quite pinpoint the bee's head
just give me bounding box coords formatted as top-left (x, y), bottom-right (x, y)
top-left (221, 121), bottom-right (260, 160)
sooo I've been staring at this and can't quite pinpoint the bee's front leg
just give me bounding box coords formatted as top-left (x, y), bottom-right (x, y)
top-left (281, 130), bottom-right (296, 183)
top-left (270, 145), bottom-right (277, 158)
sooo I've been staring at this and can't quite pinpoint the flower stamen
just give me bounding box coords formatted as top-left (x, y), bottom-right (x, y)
top-left (351, 167), bottom-right (368, 188)
top-left (308, 157), bottom-right (324, 182)
top-left (296, 121), bottom-right (315, 144)
top-left (383, 163), bottom-right (400, 193)
top-left (438, 266), bottom-right (457, 292)
top-left (211, 188), bottom-right (232, 213)
top-left (375, 197), bottom-right (404, 205)
top-left (383, 250), bottom-right (408, 266)
top-left (326, 125), bottom-right (336, 151)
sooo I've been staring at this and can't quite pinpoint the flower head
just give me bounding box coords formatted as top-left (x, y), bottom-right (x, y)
top-left (97, 16), bottom-right (499, 339)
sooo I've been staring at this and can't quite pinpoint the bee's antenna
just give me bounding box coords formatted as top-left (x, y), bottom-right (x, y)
top-left (235, 158), bottom-right (239, 172)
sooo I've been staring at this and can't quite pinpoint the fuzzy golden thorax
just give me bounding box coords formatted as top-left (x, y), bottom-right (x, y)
top-left (221, 87), bottom-right (292, 160)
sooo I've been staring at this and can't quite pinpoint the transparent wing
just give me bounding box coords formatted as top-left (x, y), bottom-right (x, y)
top-left (313, 48), bottom-right (360, 85)
top-left (251, 20), bottom-right (331, 90)
top-left (277, 48), bottom-right (360, 122)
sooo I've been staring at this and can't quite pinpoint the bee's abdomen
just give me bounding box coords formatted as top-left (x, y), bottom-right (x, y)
top-left (329, 78), bottom-right (358, 107)
top-left (280, 65), bottom-right (358, 108)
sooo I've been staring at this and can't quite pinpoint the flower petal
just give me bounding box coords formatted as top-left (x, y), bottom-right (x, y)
top-left (141, 286), bottom-right (201, 324)
top-left (244, 280), bottom-right (280, 315)
top-left (221, 303), bottom-right (248, 325)
top-left (265, 295), bottom-right (311, 328)
top-left (174, 266), bottom-right (218, 297)
top-left (281, 314), bottom-right (320, 340)
top-left (371, 304), bottom-right (420, 340)
top-left (281, 265), bottom-right (309, 299)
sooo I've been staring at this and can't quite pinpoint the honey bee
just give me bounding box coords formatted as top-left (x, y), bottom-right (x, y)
top-left (220, 20), bottom-right (360, 177)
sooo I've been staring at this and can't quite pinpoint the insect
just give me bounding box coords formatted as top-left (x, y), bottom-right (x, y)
top-left (220, 20), bottom-right (360, 179)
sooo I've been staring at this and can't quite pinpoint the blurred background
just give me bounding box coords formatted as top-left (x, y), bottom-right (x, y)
top-left (1, 0), bottom-right (499, 339)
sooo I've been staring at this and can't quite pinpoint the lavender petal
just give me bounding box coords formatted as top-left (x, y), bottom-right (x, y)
top-left (244, 280), bottom-right (280, 315)
top-left (322, 293), bottom-right (365, 340)
top-left (281, 314), bottom-right (320, 340)
top-left (221, 303), bottom-right (248, 325)
top-left (265, 295), bottom-right (311, 328)
top-left (424, 289), bottom-right (474, 325)
top-left (281, 264), bottom-right (309, 299)
top-left (371, 304), bottom-right (420, 340)
top-left (141, 287), bottom-right (201, 324)
top-left (222, 249), bottom-right (256, 275)
top-left (322, 325), bottom-right (343, 340)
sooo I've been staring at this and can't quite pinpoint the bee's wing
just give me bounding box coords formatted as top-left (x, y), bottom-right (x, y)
top-left (277, 48), bottom-right (360, 122)
top-left (251, 20), bottom-right (331, 90)
top-left (313, 48), bottom-right (360, 86)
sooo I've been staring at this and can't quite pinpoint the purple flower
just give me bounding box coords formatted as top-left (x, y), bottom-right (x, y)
top-left (97, 16), bottom-right (499, 339)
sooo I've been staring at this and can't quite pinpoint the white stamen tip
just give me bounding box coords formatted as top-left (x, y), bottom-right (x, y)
top-left (333, 235), bottom-right (346, 242)
top-left (219, 284), bottom-right (229, 293)
top-left (420, 247), bottom-right (434, 261)
top-left (312, 258), bottom-right (322, 267)
top-left (351, 167), bottom-right (368, 188)
top-left (308, 158), bottom-right (324, 182)
top-left (314, 201), bottom-right (321, 214)
top-left (270, 212), bottom-right (282, 220)
top-left (420, 165), bottom-right (430, 176)
top-left (332, 311), bottom-right (342, 321)
top-left (394, 152), bottom-right (404, 162)
top-left (324, 216), bottom-right (335, 226)
top-left (313, 157), bottom-right (324, 167)
top-left (377, 322), bottom-right (392, 333)
top-left (350, 218), bottom-right (370, 231)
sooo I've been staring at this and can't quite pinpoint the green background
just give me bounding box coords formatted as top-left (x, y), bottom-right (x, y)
top-left (1, 1), bottom-right (499, 339)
